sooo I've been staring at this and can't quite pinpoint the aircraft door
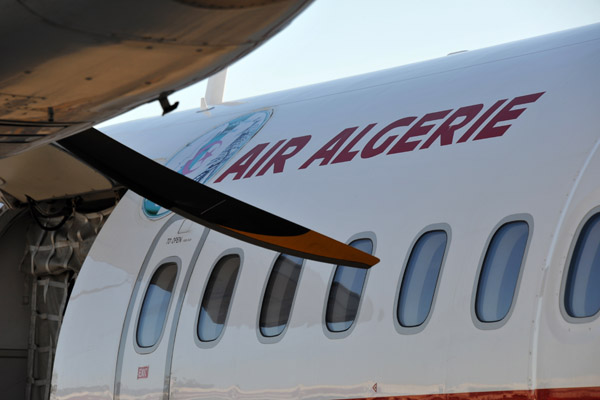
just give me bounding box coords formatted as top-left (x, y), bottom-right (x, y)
top-left (114, 216), bottom-right (207, 399)
top-left (534, 143), bottom-right (600, 390)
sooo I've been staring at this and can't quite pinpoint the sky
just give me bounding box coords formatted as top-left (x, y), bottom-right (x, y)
top-left (98, 0), bottom-right (600, 127)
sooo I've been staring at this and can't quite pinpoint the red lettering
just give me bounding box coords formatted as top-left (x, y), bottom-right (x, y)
top-left (332, 123), bottom-right (377, 164)
top-left (214, 143), bottom-right (269, 183)
top-left (420, 104), bottom-right (483, 149)
top-left (457, 99), bottom-right (507, 143)
top-left (243, 140), bottom-right (285, 178)
top-left (137, 366), bottom-right (149, 379)
top-left (258, 135), bottom-right (311, 175)
top-left (474, 92), bottom-right (545, 140)
top-left (361, 117), bottom-right (416, 159)
top-left (299, 128), bottom-right (356, 169)
top-left (388, 110), bottom-right (451, 154)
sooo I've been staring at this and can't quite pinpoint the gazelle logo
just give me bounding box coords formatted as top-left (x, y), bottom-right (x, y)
top-left (142, 109), bottom-right (273, 219)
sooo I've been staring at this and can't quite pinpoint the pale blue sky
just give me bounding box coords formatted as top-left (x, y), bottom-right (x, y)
top-left (99, 0), bottom-right (600, 127)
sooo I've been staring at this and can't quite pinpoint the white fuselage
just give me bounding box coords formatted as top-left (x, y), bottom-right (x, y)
top-left (52, 24), bottom-right (600, 400)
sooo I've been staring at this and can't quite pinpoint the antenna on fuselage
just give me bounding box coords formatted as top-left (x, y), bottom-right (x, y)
top-left (201, 68), bottom-right (227, 110)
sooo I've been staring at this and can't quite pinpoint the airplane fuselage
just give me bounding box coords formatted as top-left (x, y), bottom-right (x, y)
top-left (51, 23), bottom-right (600, 399)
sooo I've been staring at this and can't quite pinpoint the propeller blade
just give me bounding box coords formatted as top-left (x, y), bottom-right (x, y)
top-left (58, 128), bottom-right (379, 269)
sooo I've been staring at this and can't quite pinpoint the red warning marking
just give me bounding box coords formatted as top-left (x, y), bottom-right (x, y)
top-left (373, 383), bottom-right (378, 393)
top-left (137, 366), bottom-right (149, 379)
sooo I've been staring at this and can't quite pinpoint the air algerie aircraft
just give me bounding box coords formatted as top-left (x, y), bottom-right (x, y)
top-left (1, 14), bottom-right (599, 400)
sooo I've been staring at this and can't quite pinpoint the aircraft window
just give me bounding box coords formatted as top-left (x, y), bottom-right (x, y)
top-left (198, 254), bottom-right (240, 342)
top-left (326, 238), bottom-right (373, 332)
top-left (397, 230), bottom-right (447, 327)
top-left (564, 213), bottom-right (600, 318)
top-left (137, 262), bottom-right (178, 348)
top-left (476, 221), bottom-right (529, 323)
top-left (260, 254), bottom-right (304, 337)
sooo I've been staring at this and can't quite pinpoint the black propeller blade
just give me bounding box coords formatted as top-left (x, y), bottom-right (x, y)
top-left (58, 128), bottom-right (379, 269)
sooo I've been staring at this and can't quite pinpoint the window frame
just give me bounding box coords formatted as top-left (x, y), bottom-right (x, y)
top-left (393, 223), bottom-right (451, 335)
top-left (256, 253), bottom-right (306, 343)
top-left (322, 231), bottom-right (377, 340)
top-left (560, 207), bottom-right (600, 324)
top-left (470, 214), bottom-right (533, 330)
top-left (133, 256), bottom-right (181, 354)
top-left (194, 249), bottom-right (244, 349)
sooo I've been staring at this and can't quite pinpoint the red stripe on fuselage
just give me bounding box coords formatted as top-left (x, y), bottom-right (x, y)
top-left (341, 386), bottom-right (600, 400)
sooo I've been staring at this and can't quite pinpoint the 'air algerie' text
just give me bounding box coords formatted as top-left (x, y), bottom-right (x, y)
top-left (214, 92), bottom-right (545, 183)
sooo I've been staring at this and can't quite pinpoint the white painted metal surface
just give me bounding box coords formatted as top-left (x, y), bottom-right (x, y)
top-left (51, 24), bottom-right (600, 399)
top-left (115, 218), bottom-right (206, 399)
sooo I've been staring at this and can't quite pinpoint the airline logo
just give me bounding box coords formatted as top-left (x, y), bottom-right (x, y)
top-left (215, 92), bottom-right (545, 183)
top-left (142, 109), bottom-right (273, 219)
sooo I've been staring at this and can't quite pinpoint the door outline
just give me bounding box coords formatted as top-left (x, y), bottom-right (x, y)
top-left (161, 228), bottom-right (209, 398)
top-left (113, 214), bottom-right (209, 399)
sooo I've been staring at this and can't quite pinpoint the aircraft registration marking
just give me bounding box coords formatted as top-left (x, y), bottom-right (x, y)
top-left (166, 235), bottom-right (192, 245)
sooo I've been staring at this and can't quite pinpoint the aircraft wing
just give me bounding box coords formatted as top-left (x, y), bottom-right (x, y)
top-left (0, 0), bottom-right (377, 269)
top-left (0, 0), bottom-right (313, 158)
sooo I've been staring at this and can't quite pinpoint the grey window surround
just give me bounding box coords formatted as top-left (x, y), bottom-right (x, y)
top-left (471, 215), bottom-right (533, 330)
top-left (393, 223), bottom-right (451, 335)
top-left (197, 254), bottom-right (241, 343)
top-left (397, 230), bottom-right (448, 328)
top-left (259, 254), bottom-right (304, 338)
top-left (563, 211), bottom-right (600, 320)
top-left (325, 237), bottom-right (374, 334)
top-left (136, 260), bottom-right (180, 350)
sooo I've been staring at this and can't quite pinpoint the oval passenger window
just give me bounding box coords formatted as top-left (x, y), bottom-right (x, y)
top-left (475, 221), bottom-right (529, 323)
top-left (197, 255), bottom-right (241, 342)
top-left (325, 238), bottom-right (373, 333)
top-left (565, 213), bottom-right (600, 319)
top-left (137, 262), bottom-right (178, 348)
top-left (260, 254), bottom-right (304, 337)
top-left (397, 230), bottom-right (447, 327)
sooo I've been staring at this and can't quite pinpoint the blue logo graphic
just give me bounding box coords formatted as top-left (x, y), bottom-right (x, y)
top-left (143, 109), bottom-right (273, 219)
